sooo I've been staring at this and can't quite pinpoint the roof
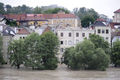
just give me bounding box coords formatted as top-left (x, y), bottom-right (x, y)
top-left (110, 22), bottom-right (120, 29)
top-left (4, 14), bottom-right (26, 21)
top-left (96, 18), bottom-right (106, 22)
top-left (114, 9), bottom-right (120, 13)
top-left (92, 21), bottom-right (107, 27)
top-left (2, 27), bottom-right (15, 36)
top-left (4, 13), bottom-right (77, 21)
top-left (17, 28), bottom-right (30, 34)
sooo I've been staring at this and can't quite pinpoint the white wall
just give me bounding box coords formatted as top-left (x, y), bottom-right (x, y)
top-left (95, 26), bottom-right (111, 43)
top-left (56, 28), bottom-right (94, 53)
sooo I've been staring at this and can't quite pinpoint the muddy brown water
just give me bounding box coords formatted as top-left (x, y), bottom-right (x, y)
top-left (0, 64), bottom-right (120, 80)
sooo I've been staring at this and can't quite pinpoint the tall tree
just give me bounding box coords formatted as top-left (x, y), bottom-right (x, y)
top-left (62, 40), bottom-right (110, 71)
top-left (6, 5), bottom-right (12, 13)
top-left (73, 7), bottom-right (99, 27)
top-left (81, 15), bottom-right (95, 27)
top-left (40, 31), bottom-right (59, 69)
top-left (0, 35), bottom-right (4, 65)
top-left (112, 39), bottom-right (120, 67)
top-left (0, 2), bottom-right (5, 14)
top-left (23, 33), bottom-right (42, 69)
top-left (8, 39), bottom-right (25, 69)
top-left (33, 6), bottom-right (42, 14)
top-left (89, 34), bottom-right (110, 55)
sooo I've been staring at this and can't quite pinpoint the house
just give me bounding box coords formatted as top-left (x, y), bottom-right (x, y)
top-left (2, 27), bottom-right (15, 62)
top-left (55, 27), bottom-right (94, 53)
top-left (4, 12), bottom-right (79, 28)
top-left (91, 19), bottom-right (111, 43)
top-left (13, 27), bottom-right (30, 40)
top-left (113, 9), bottom-right (120, 23)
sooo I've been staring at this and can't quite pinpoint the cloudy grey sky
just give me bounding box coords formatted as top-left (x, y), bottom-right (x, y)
top-left (0, 0), bottom-right (120, 18)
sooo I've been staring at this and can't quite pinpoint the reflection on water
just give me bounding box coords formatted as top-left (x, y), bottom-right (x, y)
top-left (0, 64), bottom-right (120, 80)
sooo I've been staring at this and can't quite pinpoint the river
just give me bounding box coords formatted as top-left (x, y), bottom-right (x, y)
top-left (0, 64), bottom-right (120, 80)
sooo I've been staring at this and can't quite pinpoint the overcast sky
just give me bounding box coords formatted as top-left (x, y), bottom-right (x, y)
top-left (0, 0), bottom-right (120, 18)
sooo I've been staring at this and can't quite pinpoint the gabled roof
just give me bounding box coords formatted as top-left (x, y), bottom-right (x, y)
top-left (2, 27), bottom-right (15, 36)
top-left (17, 27), bottom-right (30, 34)
top-left (92, 21), bottom-right (107, 27)
top-left (114, 9), bottom-right (120, 13)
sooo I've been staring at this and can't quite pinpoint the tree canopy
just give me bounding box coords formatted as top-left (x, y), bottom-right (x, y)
top-left (62, 40), bottom-right (110, 71)
top-left (8, 32), bottom-right (59, 70)
top-left (111, 39), bottom-right (120, 67)
top-left (0, 35), bottom-right (4, 65)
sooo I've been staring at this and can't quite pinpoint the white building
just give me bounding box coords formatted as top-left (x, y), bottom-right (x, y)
top-left (55, 27), bottom-right (94, 53)
top-left (113, 9), bottom-right (120, 23)
top-left (92, 20), bottom-right (111, 43)
top-left (13, 27), bottom-right (30, 40)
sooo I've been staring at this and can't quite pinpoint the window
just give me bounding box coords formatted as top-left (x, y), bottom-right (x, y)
top-left (61, 33), bottom-right (63, 37)
top-left (61, 41), bottom-right (63, 45)
top-left (20, 37), bottom-right (22, 39)
top-left (98, 29), bottom-right (101, 33)
top-left (76, 40), bottom-right (79, 44)
top-left (102, 30), bottom-right (105, 33)
top-left (68, 40), bottom-right (72, 45)
top-left (76, 33), bottom-right (79, 37)
top-left (56, 33), bottom-right (57, 36)
top-left (23, 37), bottom-right (25, 39)
top-left (89, 33), bottom-right (91, 36)
top-left (60, 48), bottom-right (64, 52)
top-left (69, 32), bottom-right (72, 37)
top-left (106, 29), bottom-right (109, 34)
top-left (106, 37), bottom-right (109, 40)
top-left (82, 33), bottom-right (85, 37)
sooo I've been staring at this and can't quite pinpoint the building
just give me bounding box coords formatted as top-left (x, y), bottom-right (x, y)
top-left (113, 9), bottom-right (120, 23)
top-left (2, 27), bottom-right (15, 62)
top-left (13, 27), bottom-right (31, 40)
top-left (4, 12), bottom-right (79, 28)
top-left (91, 20), bottom-right (111, 43)
top-left (55, 27), bottom-right (94, 53)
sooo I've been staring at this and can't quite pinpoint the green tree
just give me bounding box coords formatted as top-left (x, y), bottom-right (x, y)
top-left (8, 39), bottom-right (24, 69)
top-left (23, 33), bottom-right (43, 69)
top-left (89, 34), bottom-right (110, 54)
top-left (0, 36), bottom-right (4, 65)
top-left (112, 39), bottom-right (120, 67)
top-left (73, 7), bottom-right (99, 27)
top-left (5, 5), bottom-right (12, 13)
top-left (62, 40), bottom-right (110, 70)
top-left (33, 6), bottom-right (42, 14)
top-left (40, 31), bottom-right (59, 70)
top-left (0, 2), bottom-right (5, 14)
top-left (43, 8), bottom-right (70, 14)
top-left (81, 15), bottom-right (95, 27)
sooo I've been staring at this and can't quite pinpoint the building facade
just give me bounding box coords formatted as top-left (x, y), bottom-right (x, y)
top-left (55, 27), bottom-right (94, 53)
top-left (113, 9), bottom-right (120, 23)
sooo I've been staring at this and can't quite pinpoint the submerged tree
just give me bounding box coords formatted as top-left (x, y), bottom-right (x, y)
top-left (62, 40), bottom-right (110, 71)
top-left (8, 39), bottom-right (24, 69)
top-left (40, 31), bottom-right (59, 70)
top-left (0, 35), bottom-right (4, 65)
top-left (112, 39), bottom-right (120, 67)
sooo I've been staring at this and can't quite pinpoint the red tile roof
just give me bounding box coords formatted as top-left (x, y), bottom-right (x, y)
top-left (114, 9), bottom-right (120, 13)
top-left (17, 28), bottom-right (30, 34)
top-left (4, 13), bottom-right (77, 21)
top-left (4, 14), bottom-right (26, 21)
top-left (96, 18), bottom-right (106, 22)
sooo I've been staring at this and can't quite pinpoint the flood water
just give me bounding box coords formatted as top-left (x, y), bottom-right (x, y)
top-left (0, 64), bottom-right (120, 80)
